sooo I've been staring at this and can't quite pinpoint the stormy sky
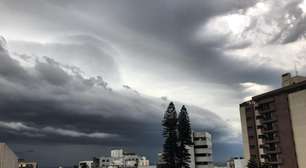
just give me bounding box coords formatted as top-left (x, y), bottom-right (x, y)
top-left (1, 0), bottom-right (306, 167)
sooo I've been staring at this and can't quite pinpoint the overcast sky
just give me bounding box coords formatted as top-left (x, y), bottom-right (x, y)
top-left (1, 0), bottom-right (306, 167)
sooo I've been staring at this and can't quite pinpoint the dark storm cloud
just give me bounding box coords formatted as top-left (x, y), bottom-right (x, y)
top-left (1, 0), bottom-right (277, 87)
top-left (9, 35), bottom-right (121, 85)
top-left (81, 0), bottom-right (282, 87)
top-left (4, 0), bottom-right (303, 166)
top-left (0, 40), bottom-right (239, 166)
top-left (0, 0), bottom-right (287, 166)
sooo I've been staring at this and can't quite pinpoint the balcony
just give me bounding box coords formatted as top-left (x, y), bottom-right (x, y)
top-left (264, 147), bottom-right (281, 154)
top-left (194, 148), bottom-right (212, 154)
top-left (263, 137), bottom-right (280, 144)
top-left (261, 155), bottom-right (282, 164)
top-left (261, 125), bottom-right (279, 134)
top-left (194, 140), bottom-right (209, 146)
top-left (260, 117), bottom-right (277, 124)
top-left (256, 105), bottom-right (275, 114)
top-left (265, 159), bottom-right (283, 165)
top-left (195, 156), bottom-right (213, 162)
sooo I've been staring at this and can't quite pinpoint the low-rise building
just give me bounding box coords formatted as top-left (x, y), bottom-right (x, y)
top-left (79, 160), bottom-right (93, 168)
top-left (96, 149), bottom-right (149, 168)
top-left (226, 157), bottom-right (246, 168)
top-left (18, 159), bottom-right (38, 168)
top-left (0, 143), bottom-right (18, 168)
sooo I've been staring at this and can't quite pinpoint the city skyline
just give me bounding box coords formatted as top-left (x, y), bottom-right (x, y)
top-left (1, 0), bottom-right (306, 167)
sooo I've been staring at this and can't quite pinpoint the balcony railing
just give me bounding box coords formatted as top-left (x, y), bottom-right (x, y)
top-left (263, 137), bottom-right (280, 144)
top-left (264, 147), bottom-right (281, 154)
top-left (260, 117), bottom-right (277, 124)
top-left (261, 125), bottom-right (279, 133)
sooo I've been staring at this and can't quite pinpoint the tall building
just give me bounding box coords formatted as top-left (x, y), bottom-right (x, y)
top-left (0, 143), bottom-right (18, 168)
top-left (192, 132), bottom-right (213, 168)
top-left (240, 73), bottom-right (306, 168)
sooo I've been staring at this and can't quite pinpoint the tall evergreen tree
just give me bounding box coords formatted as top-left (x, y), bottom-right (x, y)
top-left (177, 105), bottom-right (192, 168)
top-left (162, 102), bottom-right (178, 168)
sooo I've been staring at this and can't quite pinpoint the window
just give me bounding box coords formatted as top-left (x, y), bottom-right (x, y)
top-left (195, 162), bottom-right (209, 165)
top-left (195, 153), bottom-right (207, 157)
top-left (194, 145), bottom-right (208, 148)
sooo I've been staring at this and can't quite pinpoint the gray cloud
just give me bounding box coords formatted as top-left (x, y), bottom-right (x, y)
top-left (2, 0), bottom-right (304, 167)
top-left (0, 40), bottom-right (239, 166)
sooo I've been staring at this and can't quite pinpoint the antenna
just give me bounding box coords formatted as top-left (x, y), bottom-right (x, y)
top-left (295, 62), bottom-right (298, 76)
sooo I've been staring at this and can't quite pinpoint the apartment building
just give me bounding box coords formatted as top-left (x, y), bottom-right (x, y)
top-left (240, 73), bottom-right (306, 168)
top-left (97, 149), bottom-right (149, 168)
top-left (18, 159), bottom-right (38, 168)
top-left (79, 160), bottom-right (93, 168)
top-left (0, 143), bottom-right (18, 168)
top-left (226, 157), bottom-right (246, 168)
top-left (157, 131), bottom-right (213, 168)
top-left (192, 132), bottom-right (213, 168)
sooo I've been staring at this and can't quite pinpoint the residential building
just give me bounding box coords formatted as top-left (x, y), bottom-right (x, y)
top-left (18, 159), bottom-right (38, 168)
top-left (97, 149), bottom-right (149, 168)
top-left (226, 157), bottom-right (246, 168)
top-left (157, 131), bottom-right (213, 168)
top-left (79, 160), bottom-right (93, 168)
top-left (156, 153), bottom-right (166, 168)
top-left (0, 143), bottom-right (18, 168)
top-left (192, 132), bottom-right (213, 168)
top-left (240, 73), bottom-right (306, 168)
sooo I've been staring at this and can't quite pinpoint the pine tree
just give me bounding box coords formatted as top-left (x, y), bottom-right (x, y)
top-left (177, 105), bottom-right (192, 168)
top-left (162, 102), bottom-right (178, 168)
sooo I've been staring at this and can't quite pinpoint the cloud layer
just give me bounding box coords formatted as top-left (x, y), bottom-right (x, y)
top-left (1, 0), bottom-right (306, 167)
top-left (0, 40), bottom-right (239, 166)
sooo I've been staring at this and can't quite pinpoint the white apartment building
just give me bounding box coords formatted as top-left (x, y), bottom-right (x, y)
top-left (18, 159), bottom-right (38, 168)
top-left (192, 132), bottom-right (213, 168)
top-left (99, 149), bottom-right (150, 168)
top-left (79, 160), bottom-right (93, 168)
top-left (226, 157), bottom-right (246, 168)
top-left (0, 143), bottom-right (18, 168)
top-left (157, 131), bottom-right (213, 168)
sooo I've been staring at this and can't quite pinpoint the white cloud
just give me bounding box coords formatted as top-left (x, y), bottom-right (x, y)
top-left (0, 121), bottom-right (117, 139)
top-left (240, 82), bottom-right (273, 101)
top-left (299, 0), bottom-right (306, 14)
top-left (197, 0), bottom-right (306, 73)
top-left (0, 121), bottom-right (37, 131)
top-left (42, 127), bottom-right (117, 138)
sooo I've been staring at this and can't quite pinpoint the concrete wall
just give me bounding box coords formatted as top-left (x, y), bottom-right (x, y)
top-left (274, 94), bottom-right (298, 168)
top-left (188, 145), bottom-right (195, 168)
top-left (239, 106), bottom-right (250, 162)
top-left (289, 90), bottom-right (306, 168)
top-left (0, 143), bottom-right (18, 168)
top-left (233, 159), bottom-right (247, 168)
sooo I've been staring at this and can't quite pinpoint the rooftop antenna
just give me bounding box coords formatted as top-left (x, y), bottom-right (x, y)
top-left (295, 62), bottom-right (298, 76)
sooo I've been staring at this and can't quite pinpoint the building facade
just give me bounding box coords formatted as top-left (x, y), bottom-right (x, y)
top-left (97, 149), bottom-right (149, 168)
top-left (192, 132), bottom-right (213, 168)
top-left (0, 143), bottom-right (18, 168)
top-left (79, 160), bottom-right (93, 168)
top-left (157, 131), bottom-right (213, 168)
top-left (240, 73), bottom-right (306, 168)
top-left (18, 159), bottom-right (38, 168)
top-left (226, 157), bottom-right (246, 168)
